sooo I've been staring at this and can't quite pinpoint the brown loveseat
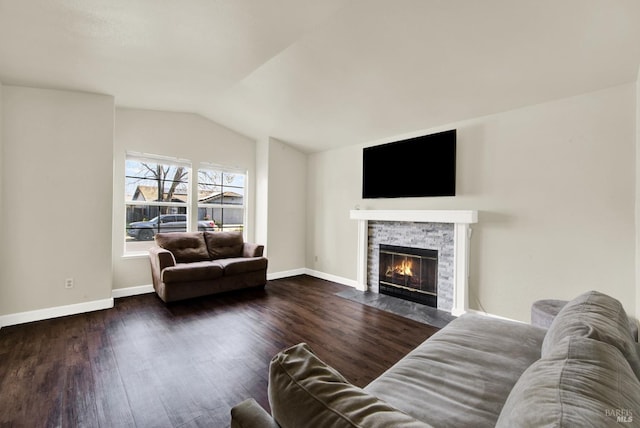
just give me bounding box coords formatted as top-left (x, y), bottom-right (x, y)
top-left (148, 231), bottom-right (267, 302)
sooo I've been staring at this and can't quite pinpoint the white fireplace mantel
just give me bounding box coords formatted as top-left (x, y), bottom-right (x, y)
top-left (349, 209), bottom-right (478, 316)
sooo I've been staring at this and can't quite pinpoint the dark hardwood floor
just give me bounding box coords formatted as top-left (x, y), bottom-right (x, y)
top-left (0, 275), bottom-right (439, 428)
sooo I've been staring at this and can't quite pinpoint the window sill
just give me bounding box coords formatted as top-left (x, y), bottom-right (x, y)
top-left (121, 252), bottom-right (149, 259)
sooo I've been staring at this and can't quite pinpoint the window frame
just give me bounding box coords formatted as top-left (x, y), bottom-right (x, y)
top-left (123, 155), bottom-right (248, 256)
top-left (197, 163), bottom-right (247, 233)
top-left (124, 152), bottom-right (192, 255)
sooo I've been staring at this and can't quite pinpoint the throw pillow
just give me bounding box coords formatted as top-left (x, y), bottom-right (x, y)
top-left (204, 231), bottom-right (244, 259)
top-left (268, 343), bottom-right (433, 428)
top-left (496, 336), bottom-right (640, 427)
top-left (541, 290), bottom-right (640, 380)
top-left (154, 232), bottom-right (210, 263)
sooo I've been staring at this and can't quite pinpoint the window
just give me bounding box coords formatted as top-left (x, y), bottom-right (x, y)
top-left (198, 166), bottom-right (246, 232)
top-left (125, 154), bottom-right (191, 253)
top-left (124, 154), bottom-right (247, 254)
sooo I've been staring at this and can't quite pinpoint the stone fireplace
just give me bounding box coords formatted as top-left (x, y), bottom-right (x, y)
top-left (368, 221), bottom-right (454, 311)
top-left (378, 244), bottom-right (438, 307)
top-left (350, 210), bottom-right (477, 315)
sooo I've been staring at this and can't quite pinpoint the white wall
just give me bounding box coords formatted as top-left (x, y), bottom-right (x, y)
top-left (636, 68), bottom-right (640, 320)
top-left (0, 81), bottom-right (4, 310)
top-left (266, 138), bottom-right (307, 274)
top-left (112, 108), bottom-right (257, 291)
top-left (0, 86), bottom-right (114, 316)
top-left (253, 137), bottom-right (307, 276)
top-left (306, 145), bottom-right (360, 276)
top-left (308, 83), bottom-right (637, 322)
top-left (255, 138), bottom-right (269, 247)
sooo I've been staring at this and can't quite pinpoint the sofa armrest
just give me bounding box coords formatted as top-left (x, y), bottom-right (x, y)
top-left (148, 246), bottom-right (176, 292)
top-left (148, 246), bottom-right (176, 272)
top-left (243, 243), bottom-right (264, 258)
top-left (230, 398), bottom-right (279, 428)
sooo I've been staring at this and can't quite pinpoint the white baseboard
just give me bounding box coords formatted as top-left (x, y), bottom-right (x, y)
top-left (0, 270), bottom-right (362, 329)
top-left (0, 298), bottom-right (114, 328)
top-left (267, 267), bottom-right (358, 288)
top-left (0, 284), bottom-right (155, 328)
top-left (302, 269), bottom-right (359, 288)
top-left (267, 268), bottom-right (307, 280)
top-left (112, 284), bottom-right (154, 298)
top-left (466, 308), bottom-right (525, 324)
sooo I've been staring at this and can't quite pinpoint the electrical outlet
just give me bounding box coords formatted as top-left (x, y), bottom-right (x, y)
top-left (65, 278), bottom-right (74, 289)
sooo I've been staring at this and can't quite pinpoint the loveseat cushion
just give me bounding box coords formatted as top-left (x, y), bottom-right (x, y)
top-left (214, 257), bottom-right (268, 275)
top-left (161, 261), bottom-right (224, 283)
top-left (496, 336), bottom-right (640, 427)
top-left (204, 231), bottom-right (244, 259)
top-left (541, 290), bottom-right (640, 380)
top-left (155, 232), bottom-right (210, 263)
top-left (268, 343), bottom-right (433, 428)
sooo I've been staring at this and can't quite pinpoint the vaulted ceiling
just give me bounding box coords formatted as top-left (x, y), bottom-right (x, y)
top-left (1, 0), bottom-right (639, 152)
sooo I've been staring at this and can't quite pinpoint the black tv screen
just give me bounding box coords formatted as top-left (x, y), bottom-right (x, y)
top-left (362, 129), bottom-right (456, 198)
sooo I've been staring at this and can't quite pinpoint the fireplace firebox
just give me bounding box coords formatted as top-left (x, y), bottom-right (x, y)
top-left (378, 244), bottom-right (438, 307)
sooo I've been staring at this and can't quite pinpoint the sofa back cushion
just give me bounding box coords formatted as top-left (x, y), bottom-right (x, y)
top-left (268, 343), bottom-right (433, 428)
top-left (204, 231), bottom-right (244, 260)
top-left (496, 336), bottom-right (640, 427)
top-left (541, 290), bottom-right (640, 380)
top-left (155, 232), bottom-right (210, 263)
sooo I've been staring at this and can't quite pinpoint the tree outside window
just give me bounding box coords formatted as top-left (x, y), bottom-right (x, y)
top-left (124, 154), bottom-right (246, 254)
top-left (198, 167), bottom-right (245, 232)
top-left (124, 157), bottom-right (192, 253)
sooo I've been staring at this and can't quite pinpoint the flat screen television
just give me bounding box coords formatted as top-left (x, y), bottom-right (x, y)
top-left (362, 129), bottom-right (456, 198)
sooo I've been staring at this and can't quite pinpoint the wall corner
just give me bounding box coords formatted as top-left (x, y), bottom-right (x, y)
top-left (635, 66), bottom-right (640, 320)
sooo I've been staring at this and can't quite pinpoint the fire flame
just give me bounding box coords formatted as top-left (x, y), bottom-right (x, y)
top-left (385, 259), bottom-right (413, 277)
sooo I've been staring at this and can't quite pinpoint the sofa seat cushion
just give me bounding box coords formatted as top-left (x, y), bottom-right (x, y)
top-left (364, 314), bottom-right (546, 428)
top-left (542, 290), bottom-right (640, 380)
top-left (161, 261), bottom-right (224, 283)
top-left (496, 336), bottom-right (640, 427)
top-left (155, 232), bottom-right (210, 263)
top-left (214, 257), bottom-right (268, 275)
top-left (268, 343), bottom-right (433, 428)
top-left (204, 231), bottom-right (244, 259)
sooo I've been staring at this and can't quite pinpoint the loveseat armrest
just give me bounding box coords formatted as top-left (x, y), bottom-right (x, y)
top-left (148, 246), bottom-right (177, 292)
top-left (243, 243), bottom-right (264, 258)
top-left (230, 398), bottom-right (279, 428)
top-left (148, 246), bottom-right (176, 272)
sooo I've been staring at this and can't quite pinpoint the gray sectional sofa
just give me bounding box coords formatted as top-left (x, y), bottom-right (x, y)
top-left (148, 231), bottom-right (267, 302)
top-left (231, 290), bottom-right (640, 427)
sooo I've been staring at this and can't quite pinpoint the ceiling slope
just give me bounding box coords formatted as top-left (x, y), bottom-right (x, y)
top-left (1, 0), bottom-right (639, 152)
